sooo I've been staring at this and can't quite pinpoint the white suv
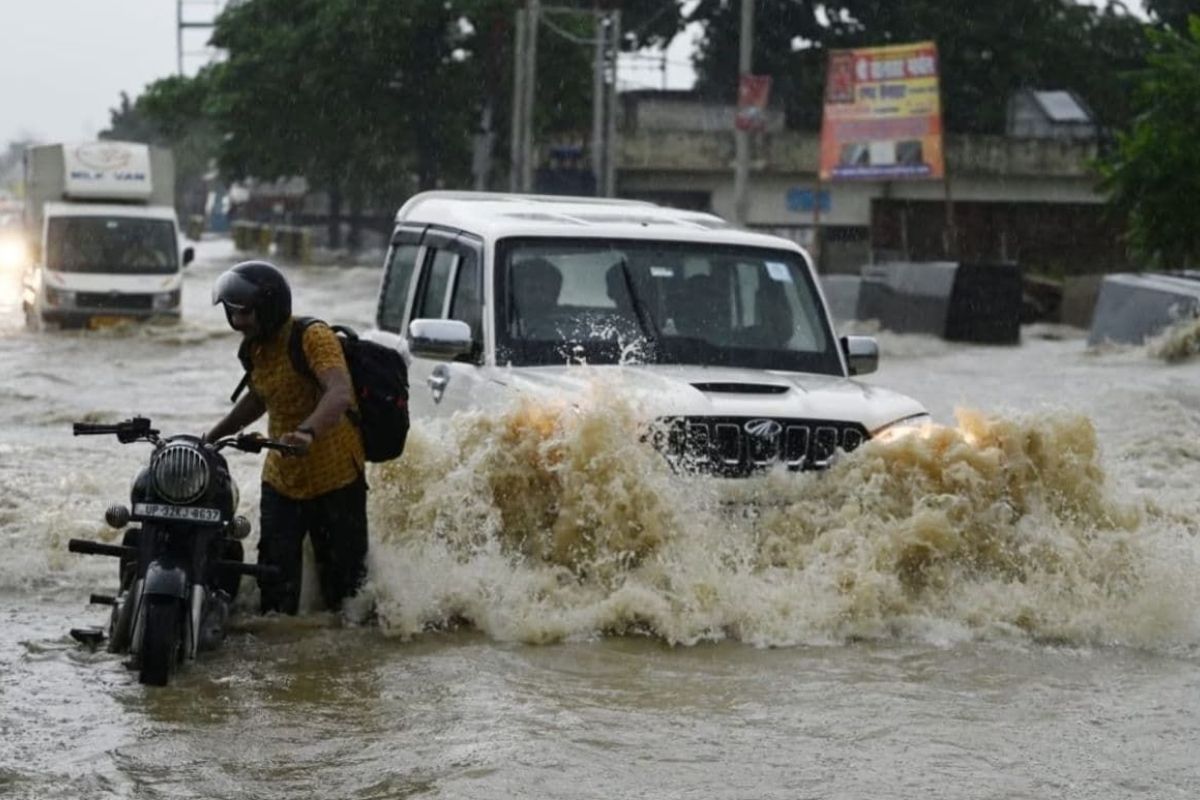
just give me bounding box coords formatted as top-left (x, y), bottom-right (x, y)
top-left (371, 191), bottom-right (928, 475)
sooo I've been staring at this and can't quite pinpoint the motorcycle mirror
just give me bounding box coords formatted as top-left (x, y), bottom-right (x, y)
top-left (104, 505), bottom-right (130, 529)
top-left (230, 516), bottom-right (252, 540)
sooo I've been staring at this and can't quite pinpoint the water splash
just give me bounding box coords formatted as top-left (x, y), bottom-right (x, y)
top-left (1147, 315), bottom-right (1200, 364)
top-left (364, 381), bottom-right (1198, 649)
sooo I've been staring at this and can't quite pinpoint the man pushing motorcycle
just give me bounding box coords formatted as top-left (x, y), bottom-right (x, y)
top-left (205, 260), bottom-right (369, 615)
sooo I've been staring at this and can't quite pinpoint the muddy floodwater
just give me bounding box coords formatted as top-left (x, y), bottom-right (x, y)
top-left (1, 241), bottom-right (1198, 799)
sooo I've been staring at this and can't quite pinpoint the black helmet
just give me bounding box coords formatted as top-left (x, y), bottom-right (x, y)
top-left (212, 260), bottom-right (292, 335)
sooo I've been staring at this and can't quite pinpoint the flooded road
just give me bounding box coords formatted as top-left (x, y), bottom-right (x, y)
top-left (2, 240), bottom-right (1199, 799)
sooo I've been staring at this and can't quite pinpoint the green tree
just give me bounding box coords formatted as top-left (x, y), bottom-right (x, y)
top-left (100, 77), bottom-right (218, 216)
top-left (1145, 0), bottom-right (1200, 31)
top-left (1100, 17), bottom-right (1200, 266)
top-left (207, 0), bottom-right (634, 242)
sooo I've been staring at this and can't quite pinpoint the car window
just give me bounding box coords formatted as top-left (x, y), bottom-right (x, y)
top-left (497, 238), bottom-right (839, 374)
top-left (46, 217), bottom-right (177, 274)
top-left (449, 250), bottom-right (482, 336)
top-left (414, 248), bottom-right (458, 319)
top-left (377, 243), bottom-right (420, 332)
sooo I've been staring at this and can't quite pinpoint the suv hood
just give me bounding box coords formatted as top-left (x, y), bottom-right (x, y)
top-left (491, 364), bottom-right (926, 433)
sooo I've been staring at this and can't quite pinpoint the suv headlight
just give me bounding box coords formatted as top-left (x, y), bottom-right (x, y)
top-left (872, 413), bottom-right (932, 444)
top-left (151, 442), bottom-right (210, 504)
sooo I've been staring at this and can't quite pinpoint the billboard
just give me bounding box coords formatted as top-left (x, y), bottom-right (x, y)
top-left (819, 41), bottom-right (944, 181)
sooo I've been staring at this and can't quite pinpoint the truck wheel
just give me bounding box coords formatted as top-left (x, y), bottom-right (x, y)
top-left (138, 597), bottom-right (182, 686)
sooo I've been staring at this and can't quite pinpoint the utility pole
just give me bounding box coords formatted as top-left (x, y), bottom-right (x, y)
top-left (516, 2), bottom-right (619, 196)
top-left (176, 0), bottom-right (221, 76)
top-left (509, 8), bottom-right (527, 191)
top-left (732, 0), bottom-right (754, 227)
top-left (603, 10), bottom-right (621, 197)
top-left (521, 0), bottom-right (541, 192)
top-left (591, 8), bottom-right (607, 194)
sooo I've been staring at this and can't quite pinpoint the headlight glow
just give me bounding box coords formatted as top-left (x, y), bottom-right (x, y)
top-left (872, 414), bottom-right (933, 444)
top-left (151, 442), bottom-right (210, 504)
top-left (0, 237), bottom-right (26, 271)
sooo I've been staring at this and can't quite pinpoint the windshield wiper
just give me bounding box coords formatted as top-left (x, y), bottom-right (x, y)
top-left (614, 256), bottom-right (660, 351)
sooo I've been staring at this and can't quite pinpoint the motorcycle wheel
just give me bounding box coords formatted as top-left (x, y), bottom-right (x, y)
top-left (139, 597), bottom-right (182, 686)
top-left (106, 592), bottom-right (135, 654)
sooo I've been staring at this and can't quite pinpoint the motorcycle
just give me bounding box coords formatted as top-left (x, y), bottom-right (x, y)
top-left (67, 416), bottom-right (297, 686)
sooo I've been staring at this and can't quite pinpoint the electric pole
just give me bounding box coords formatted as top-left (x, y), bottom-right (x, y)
top-left (591, 8), bottom-right (607, 194)
top-left (603, 10), bottom-right (621, 197)
top-left (732, 0), bottom-right (754, 227)
top-left (509, 8), bottom-right (528, 191)
top-left (176, 0), bottom-right (221, 76)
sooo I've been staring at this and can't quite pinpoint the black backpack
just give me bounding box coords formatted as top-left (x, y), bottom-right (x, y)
top-left (233, 317), bottom-right (410, 462)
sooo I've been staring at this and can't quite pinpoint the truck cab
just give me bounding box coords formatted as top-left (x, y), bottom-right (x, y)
top-left (21, 142), bottom-right (193, 329)
top-left (373, 191), bottom-right (930, 475)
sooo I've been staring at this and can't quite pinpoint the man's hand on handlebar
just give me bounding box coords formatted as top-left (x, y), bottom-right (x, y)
top-left (278, 429), bottom-right (314, 457)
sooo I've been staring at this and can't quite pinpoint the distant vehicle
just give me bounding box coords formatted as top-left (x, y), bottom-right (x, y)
top-left (21, 142), bottom-right (194, 329)
top-left (369, 191), bottom-right (930, 476)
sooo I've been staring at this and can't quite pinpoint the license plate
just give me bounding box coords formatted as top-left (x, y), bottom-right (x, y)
top-left (133, 503), bottom-right (221, 523)
top-left (88, 315), bottom-right (134, 329)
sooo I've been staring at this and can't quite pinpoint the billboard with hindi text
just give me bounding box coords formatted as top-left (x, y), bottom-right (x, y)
top-left (819, 41), bottom-right (944, 181)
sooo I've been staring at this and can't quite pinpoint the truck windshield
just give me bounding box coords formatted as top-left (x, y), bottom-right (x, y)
top-left (46, 216), bottom-right (177, 274)
top-left (497, 238), bottom-right (842, 375)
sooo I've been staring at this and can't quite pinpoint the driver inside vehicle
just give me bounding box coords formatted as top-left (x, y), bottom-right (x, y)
top-left (511, 256), bottom-right (563, 337)
top-left (672, 273), bottom-right (728, 340)
top-left (748, 284), bottom-right (795, 348)
top-left (124, 235), bottom-right (168, 269)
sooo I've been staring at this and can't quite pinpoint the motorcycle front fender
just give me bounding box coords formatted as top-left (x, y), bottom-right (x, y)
top-left (143, 561), bottom-right (190, 600)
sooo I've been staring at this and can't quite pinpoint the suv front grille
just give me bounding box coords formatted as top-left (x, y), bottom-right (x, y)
top-left (652, 416), bottom-right (868, 476)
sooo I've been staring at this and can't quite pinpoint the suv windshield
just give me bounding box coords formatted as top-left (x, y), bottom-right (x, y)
top-left (497, 238), bottom-right (841, 375)
top-left (46, 216), bottom-right (177, 274)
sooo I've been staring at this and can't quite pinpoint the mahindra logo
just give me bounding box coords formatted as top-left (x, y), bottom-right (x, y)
top-left (744, 418), bottom-right (782, 438)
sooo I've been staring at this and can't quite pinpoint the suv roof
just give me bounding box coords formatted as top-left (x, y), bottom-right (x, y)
top-left (394, 191), bottom-right (807, 252)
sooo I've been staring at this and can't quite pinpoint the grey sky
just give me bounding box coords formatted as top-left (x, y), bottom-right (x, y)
top-left (0, 0), bottom-right (209, 146)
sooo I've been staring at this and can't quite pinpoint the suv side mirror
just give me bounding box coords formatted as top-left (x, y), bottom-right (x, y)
top-left (408, 319), bottom-right (474, 360)
top-left (182, 246), bottom-right (195, 267)
top-left (841, 335), bottom-right (878, 376)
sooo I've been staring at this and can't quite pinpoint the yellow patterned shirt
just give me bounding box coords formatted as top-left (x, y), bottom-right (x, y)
top-left (245, 318), bottom-right (365, 499)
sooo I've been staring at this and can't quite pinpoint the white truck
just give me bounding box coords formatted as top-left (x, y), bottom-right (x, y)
top-left (21, 141), bottom-right (194, 329)
top-left (372, 191), bottom-right (930, 476)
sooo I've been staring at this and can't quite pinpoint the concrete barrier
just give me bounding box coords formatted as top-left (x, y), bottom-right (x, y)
top-left (272, 226), bottom-right (313, 262)
top-left (1086, 272), bottom-right (1200, 346)
top-left (232, 221), bottom-right (266, 252)
top-left (232, 222), bottom-right (313, 262)
top-left (855, 261), bottom-right (1022, 344)
top-left (1060, 274), bottom-right (1104, 329)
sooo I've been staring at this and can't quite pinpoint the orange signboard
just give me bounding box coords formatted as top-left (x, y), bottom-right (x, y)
top-left (819, 41), bottom-right (944, 181)
top-left (735, 74), bottom-right (772, 131)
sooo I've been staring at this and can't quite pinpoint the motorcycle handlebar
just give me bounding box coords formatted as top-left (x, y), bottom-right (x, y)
top-left (73, 420), bottom-right (301, 457)
top-left (73, 422), bottom-right (121, 436)
top-left (73, 417), bottom-right (158, 442)
top-left (216, 433), bottom-right (304, 457)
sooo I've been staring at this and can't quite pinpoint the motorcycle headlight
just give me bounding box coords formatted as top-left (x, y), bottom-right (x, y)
top-left (151, 442), bottom-right (210, 504)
